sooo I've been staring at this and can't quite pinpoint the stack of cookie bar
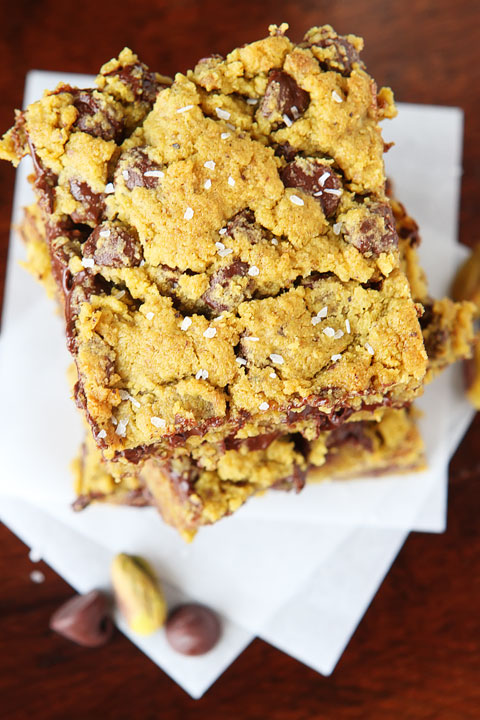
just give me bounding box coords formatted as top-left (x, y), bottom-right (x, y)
top-left (0, 25), bottom-right (475, 539)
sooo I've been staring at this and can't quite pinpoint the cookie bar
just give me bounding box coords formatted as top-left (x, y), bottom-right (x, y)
top-left (1, 25), bottom-right (429, 466)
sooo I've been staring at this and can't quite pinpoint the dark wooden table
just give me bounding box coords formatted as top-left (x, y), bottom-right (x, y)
top-left (1, 1), bottom-right (479, 717)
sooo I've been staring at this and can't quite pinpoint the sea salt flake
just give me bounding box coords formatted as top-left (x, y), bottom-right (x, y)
top-left (290, 105), bottom-right (300, 119)
top-left (98, 429), bottom-right (107, 439)
top-left (243, 336), bottom-right (259, 341)
top-left (144, 170), bottom-right (165, 178)
top-left (195, 369), bottom-right (209, 380)
top-left (30, 570), bottom-right (45, 584)
top-left (259, 402), bottom-right (270, 411)
top-left (184, 206), bottom-right (194, 220)
top-left (269, 353), bottom-right (284, 364)
top-left (228, 176), bottom-right (236, 187)
top-left (332, 90), bottom-right (343, 103)
top-left (334, 329), bottom-right (344, 339)
top-left (313, 190), bottom-right (323, 197)
top-left (221, 132), bottom-right (231, 140)
top-left (204, 160), bottom-right (216, 170)
top-left (146, 312), bottom-right (154, 320)
top-left (151, 416), bottom-right (166, 428)
top-left (331, 354), bottom-right (342, 362)
top-left (203, 327), bottom-right (217, 339)
top-left (130, 396), bottom-right (141, 409)
top-left (271, 238), bottom-right (279, 246)
top-left (215, 241), bottom-right (226, 251)
top-left (177, 104), bottom-right (194, 113)
top-left (345, 319), bottom-right (351, 333)
top-left (99, 229), bottom-right (111, 238)
top-left (269, 372), bottom-right (277, 379)
top-left (236, 357), bottom-right (247, 366)
top-left (218, 248), bottom-right (233, 257)
top-left (248, 265), bottom-right (260, 277)
top-left (282, 114), bottom-right (293, 127)
top-left (324, 188), bottom-right (343, 197)
top-left (122, 170), bottom-right (129, 180)
top-left (219, 227), bottom-right (227, 235)
top-left (333, 222), bottom-right (343, 235)
top-left (104, 182), bottom-right (115, 194)
top-left (216, 107), bottom-right (231, 120)
top-left (365, 342), bottom-right (375, 356)
top-left (246, 98), bottom-right (258, 105)
top-left (289, 194), bottom-right (304, 206)
top-left (115, 418), bottom-right (129, 437)
top-left (204, 179), bottom-right (212, 189)
top-left (181, 316), bottom-right (192, 331)
top-left (81, 257), bottom-right (94, 268)
top-left (323, 327), bottom-right (335, 338)
top-left (319, 171), bottom-right (331, 186)
top-left (119, 389), bottom-right (130, 400)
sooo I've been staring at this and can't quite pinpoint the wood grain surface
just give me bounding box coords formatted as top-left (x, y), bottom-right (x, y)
top-left (1, 1), bottom-right (479, 718)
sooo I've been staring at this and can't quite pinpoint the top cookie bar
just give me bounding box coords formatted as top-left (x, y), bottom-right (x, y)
top-left (0, 26), bottom-right (427, 459)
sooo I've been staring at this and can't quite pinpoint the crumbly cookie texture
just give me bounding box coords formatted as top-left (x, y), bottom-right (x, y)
top-left (0, 26), bottom-right (431, 461)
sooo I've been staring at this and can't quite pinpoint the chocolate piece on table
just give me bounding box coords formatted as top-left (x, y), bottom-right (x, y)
top-left (49, 589), bottom-right (113, 647)
top-left (165, 603), bottom-right (221, 655)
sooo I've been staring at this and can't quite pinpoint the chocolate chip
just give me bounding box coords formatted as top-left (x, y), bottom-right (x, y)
top-left (165, 604), bottom-right (221, 655)
top-left (69, 179), bottom-right (106, 224)
top-left (64, 271), bottom-right (111, 352)
top-left (343, 202), bottom-right (398, 256)
top-left (71, 89), bottom-right (125, 142)
top-left (272, 464), bottom-right (308, 493)
top-left (106, 63), bottom-right (166, 105)
top-left (203, 260), bottom-right (251, 313)
top-left (274, 142), bottom-right (300, 162)
top-left (49, 590), bottom-right (113, 647)
top-left (280, 159), bottom-right (343, 217)
top-left (83, 223), bottom-right (143, 267)
top-left (301, 29), bottom-right (364, 76)
top-left (224, 431), bottom-right (280, 452)
top-left (27, 137), bottom-right (58, 214)
top-left (118, 147), bottom-right (164, 190)
top-left (260, 70), bottom-right (310, 122)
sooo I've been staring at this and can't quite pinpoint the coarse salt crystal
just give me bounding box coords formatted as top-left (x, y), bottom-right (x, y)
top-left (319, 171), bottom-right (331, 186)
top-left (146, 312), bottom-right (154, 320)
top-left (81, 257), bottom-right (94, 268)
top-left (99, 229), bottom-right (111, 238)
top-left (289, 194), bottom-right (304, 206)
top-left (151, 416), bottom-right (166, 428)
top-left (184, 206), bottom-right (194, 220)
top-left (30, 570), bottom-right (45, 584)
top-left (177, 104), bottom-right (194, 113)
top-left (259, 402), bottom-right (270, 411)
top-left (345, 319), bottom-right (351, 333)
top-left (243, 336), bottom-right (259, 341)
top-left (119, 389), bottom-right (130, 400)
top-left (365, 342), bottom-right (375, 355)
top-left (228, 176), bottom-right (235, 187)
top-left (221, 132), bottom-right (230, 140)
top-left (236, 357), bottom-right (247, 366)
top-left (218, 248), bottom-right (233, 257)
top-left (313, 190), bottom-right (323, 197)
top-left (122, 170), bottom-right (129, 180)
top-left (111, 416), bottom-right (118, 425)
top-left (115, 418), bottom-right (129, 437)
top-left (105, 182), bottom-right (115, 194)
top-left (333, 222), bottom-right (343, 235)
top-left (144, 170), bottom-right (165, 178)
top-left (269, 353), bottom-right (284, 364)
top-left (130, 396), bottom-right (141, 409)
top-left (271, 238), bottom-right (279, 246)
top-left (204, 179), bottom-right (212, 189)
top-left (331, 354), bottom-right (342, 362)
top-left (216, 107), bottom-right (231, 120)
top-left (215, 241), bottom-right (225, 251)
top-left (204, 327), bottom-right (217, 339)
top-left (195, 369), bottom-right (209, 380)
top-left (248, 265), bottom-right (260, 276)
top-left (204, 160), bottom-right (216, 170)
top-left (282, 114), bottom-right (293, 127)
top-left (332, 90), bottom-right (343, 103)
top-left (181, 316), bottom-right (192, 331)
top-left (246, 98), bottom-right (258, 105)
top-left (219, 227), bottom-right (227, 235)
top-left (323, 327), bottom-right (335, 338)
top-left (98, 429), bottom-right (107, 439)
top-left (334, 329), bottom-right (344, 339)
top-left (324, 188), bottom-right (343, 197)
top-left (290, 105), bottom-right (300, 119)
top-left (269, 372), bottom-right (277, 379)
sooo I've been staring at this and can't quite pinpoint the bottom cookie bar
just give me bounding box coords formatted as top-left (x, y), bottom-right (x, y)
top-left (73, 408), bottom-right (424, 539)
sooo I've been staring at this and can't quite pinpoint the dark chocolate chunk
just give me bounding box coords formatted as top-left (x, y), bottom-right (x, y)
top-left (280, 159), bottom-right (342, 217)
top-left (71, 89), bottom-right (125, 142)
top-left (325, 421), bottom-right (373, 452)
top-left (27, 137), bottom-right (58, 214)
top-left (203, 260), bottom-right (251, 313)
top-left (83, 223), bottom-right (143, 267)
top-left (106, 63), bottom-right (166, 105)
top-left (69, 179), bottom-right (106, 224)
top-left (165, 454), bottom-right (201, 501)
top-left (344, 202), bottom-right (398, 256)
top-left (301, 30), bottom-right (363, 76)
top-left (224, 431), bottom-right (280, 452)
top-left (49, 590), bottom-right (113, 647)
top-left (118, 147), bottom-right (164, 190)
top-left (260, 70), bottom-right (310, 122)
top-left (165, 604), bottom-right (221, 655)
top-left (272, 464), bottom-right (308, 493)
top-left (274, 141), bottom-right (300, 162)
top-left (64, 271), bottom-right (111, 352)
